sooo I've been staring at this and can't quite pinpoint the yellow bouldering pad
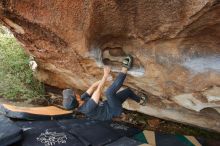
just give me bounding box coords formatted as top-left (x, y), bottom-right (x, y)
top-left (0, 104), bottom-right (73, 120)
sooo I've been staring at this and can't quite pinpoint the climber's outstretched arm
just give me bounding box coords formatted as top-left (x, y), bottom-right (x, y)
top-left (85, 80), bottom-right (101, 96)
top-left (91, 66), bottom-right (111, 103)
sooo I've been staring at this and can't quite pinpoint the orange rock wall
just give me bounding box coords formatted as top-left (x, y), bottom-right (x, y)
top-left (0, 0), bottom-right (220, 131)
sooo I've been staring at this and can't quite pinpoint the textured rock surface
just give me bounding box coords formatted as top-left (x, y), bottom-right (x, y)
top-left (0, 0), bottom-right (220, 131)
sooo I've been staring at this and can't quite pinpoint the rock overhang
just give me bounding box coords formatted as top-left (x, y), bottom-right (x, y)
top-left (0, 0), bottom-right (220, 132)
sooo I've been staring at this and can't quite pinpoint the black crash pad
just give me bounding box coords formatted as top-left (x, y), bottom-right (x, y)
top-left (13, 128), bottom-right (84, 146)
top-left (0, 115), bottom-right (23, 146)
top-left (106, 137), bottom-right (143, 146)
top-left (0, 104), bottom-right (74, 120)
top-left (57, 118), bottom-right (140, 137)
top-left (58, 119), bottom-right (141, 146)
top-left (13, 118), bottom-right (140, 146)
top-left (14, 120), bottom-right (84, 146)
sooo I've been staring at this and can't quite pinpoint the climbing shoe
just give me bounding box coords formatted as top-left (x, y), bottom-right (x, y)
top-left (122, 55), bottom-right (133, 69)
top-left (138, 92), bottom-right (148, 106)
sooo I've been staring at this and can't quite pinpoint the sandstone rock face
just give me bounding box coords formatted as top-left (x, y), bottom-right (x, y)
top-left (0, 0), bottom-right (220, 131)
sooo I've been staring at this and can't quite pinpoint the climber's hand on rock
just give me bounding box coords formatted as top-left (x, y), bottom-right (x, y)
top-left (106, 75), bottom-right (113, 82)
top-left (104, 66), bottom-right (111, 77)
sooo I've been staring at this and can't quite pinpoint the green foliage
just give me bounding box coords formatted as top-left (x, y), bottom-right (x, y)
top-left (0, 30), bottom-right (45, 100)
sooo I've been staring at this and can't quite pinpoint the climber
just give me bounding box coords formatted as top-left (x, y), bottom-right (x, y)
top-left (62, 55), bottom-right (147, 121)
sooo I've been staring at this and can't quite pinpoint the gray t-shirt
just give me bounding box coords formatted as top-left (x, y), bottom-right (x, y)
top-left (77, 92), bottom-right (112, 121)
